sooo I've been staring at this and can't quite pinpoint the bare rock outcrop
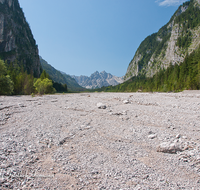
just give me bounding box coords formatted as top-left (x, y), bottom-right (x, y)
top-left (0, 0), bottom-right (41, 77)
top-left (71, 71), bottom-right (123, 89)
top-left (125, 0), bottom-right (200, 80)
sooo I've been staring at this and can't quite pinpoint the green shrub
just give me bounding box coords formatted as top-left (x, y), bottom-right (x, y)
top-left (34, 78), bottom-right (56, 95)
top-left (0, 60), bottom-right (14, 95)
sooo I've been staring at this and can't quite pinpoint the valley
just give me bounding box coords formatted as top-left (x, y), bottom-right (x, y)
top-left (1, 0), bottom-right (200, 188)
top-left (0, 92), bottom-right (200, 189)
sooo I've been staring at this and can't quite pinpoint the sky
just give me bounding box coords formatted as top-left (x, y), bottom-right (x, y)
top-left (18, 0), bottom-right (188, 77)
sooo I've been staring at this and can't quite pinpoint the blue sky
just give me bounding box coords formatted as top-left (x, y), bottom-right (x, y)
top-left (18, 0), bottom-right (188, 77)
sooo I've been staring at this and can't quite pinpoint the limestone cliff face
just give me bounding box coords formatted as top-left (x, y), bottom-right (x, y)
top-left (125, 0), bottom-right (200, 80)
top-left (0, 0), bottom-right (41, 77)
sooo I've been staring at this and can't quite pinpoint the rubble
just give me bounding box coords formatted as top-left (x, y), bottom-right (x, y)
top-left (0, 92), bottom-right (200, 189)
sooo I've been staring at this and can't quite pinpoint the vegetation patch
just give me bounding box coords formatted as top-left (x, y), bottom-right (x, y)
top-left (94, 45), bottom-right (200, 93)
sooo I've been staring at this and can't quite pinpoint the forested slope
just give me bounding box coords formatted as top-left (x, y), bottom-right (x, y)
top-left (98, 45), bottom-right (200, 92)
top-left (125, 0), bottom-right (200, 81)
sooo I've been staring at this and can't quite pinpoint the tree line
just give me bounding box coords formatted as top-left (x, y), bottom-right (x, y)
top-left (0, 59), bottom-right (68, 95)
top-left (95, 45), bottom-right (200, 93)
top-left (2, 43), bottom-right (200, 95)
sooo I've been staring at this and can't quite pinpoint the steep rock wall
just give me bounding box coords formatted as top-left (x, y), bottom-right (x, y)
top-left (0, 0), bottom-right (41, 77)
top-left (125, 0), bottom-right (200, 80)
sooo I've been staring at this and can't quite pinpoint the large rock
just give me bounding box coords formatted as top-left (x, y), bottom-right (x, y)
top-left (157, 142), bottom-right (183, 154)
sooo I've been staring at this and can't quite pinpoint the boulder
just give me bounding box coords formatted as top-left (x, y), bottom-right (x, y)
top-left (157, 142), bottom-right (183, 154)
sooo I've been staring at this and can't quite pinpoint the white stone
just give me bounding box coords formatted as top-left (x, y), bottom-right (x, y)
top-left (157, 142), bottom-right (183, 154)
top-left (123, 100), bottom-right (130, 104)
top-left (97, 103), bottom-right (106, 109)
top-left (182, 136), bottom-right (187, 139)
top-left (148, 134), bottom-right (157, 139)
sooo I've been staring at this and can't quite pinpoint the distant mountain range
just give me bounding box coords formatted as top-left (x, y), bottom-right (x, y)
top-left (2, 0), bottom-right (200, 94)
top-left (40, 56), bottom-right (123, 90)
top-left (71, 71), bottom-right (123, 89)
top-left (39, 56), bottom-right (85, 92)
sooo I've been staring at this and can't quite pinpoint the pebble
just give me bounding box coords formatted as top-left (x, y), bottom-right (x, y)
top-left (0, 92), bottom-right (199, 189)
top-left (148, 134), bottom-right (157, 139)
top-left (97, 102), bottom-right (106, 109)
top-left (123, 100), bottom-right (130, 104)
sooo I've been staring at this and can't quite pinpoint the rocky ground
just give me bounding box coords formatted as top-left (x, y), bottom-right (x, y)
top-left (0, 91), bottom-right (200, 189)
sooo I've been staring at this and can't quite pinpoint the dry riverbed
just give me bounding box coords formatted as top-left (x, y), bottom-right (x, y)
top-left (0, 92), bottom-right (200, 189)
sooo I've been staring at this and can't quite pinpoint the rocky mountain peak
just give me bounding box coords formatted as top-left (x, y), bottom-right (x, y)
top-left (176, 3), bottom-right (188, 16)
top-left (71, 71), bottom-right (123, 89)
top-left (100, 70), bottom-right (111, 79)
top-left (91, 71), bottom-right (100, 76)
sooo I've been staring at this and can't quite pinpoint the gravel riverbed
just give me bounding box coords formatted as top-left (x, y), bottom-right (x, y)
top-left (0, 92), bottom-right (200, 189)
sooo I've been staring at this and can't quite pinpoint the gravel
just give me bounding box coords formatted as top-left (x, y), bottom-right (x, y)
top-left (0, 91), bottom-right (200, 189)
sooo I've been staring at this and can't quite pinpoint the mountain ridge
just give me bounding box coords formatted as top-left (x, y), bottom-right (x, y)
top-left (40, 56), bottom-right (85, 92)
top-left (71, 71), bottom-right (123, 89)
top-left (125, 0), bottom-right (200, 80)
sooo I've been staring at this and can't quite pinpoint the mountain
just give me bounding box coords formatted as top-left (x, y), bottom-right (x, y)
top-left (40, 56), bottom-right (85, 92)
top-left (0, 0), bottom-right (41, 77)
top-left (125, 0), bottom-right (200, 80)
top-left (71, 71), bottom-right (123, 89)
